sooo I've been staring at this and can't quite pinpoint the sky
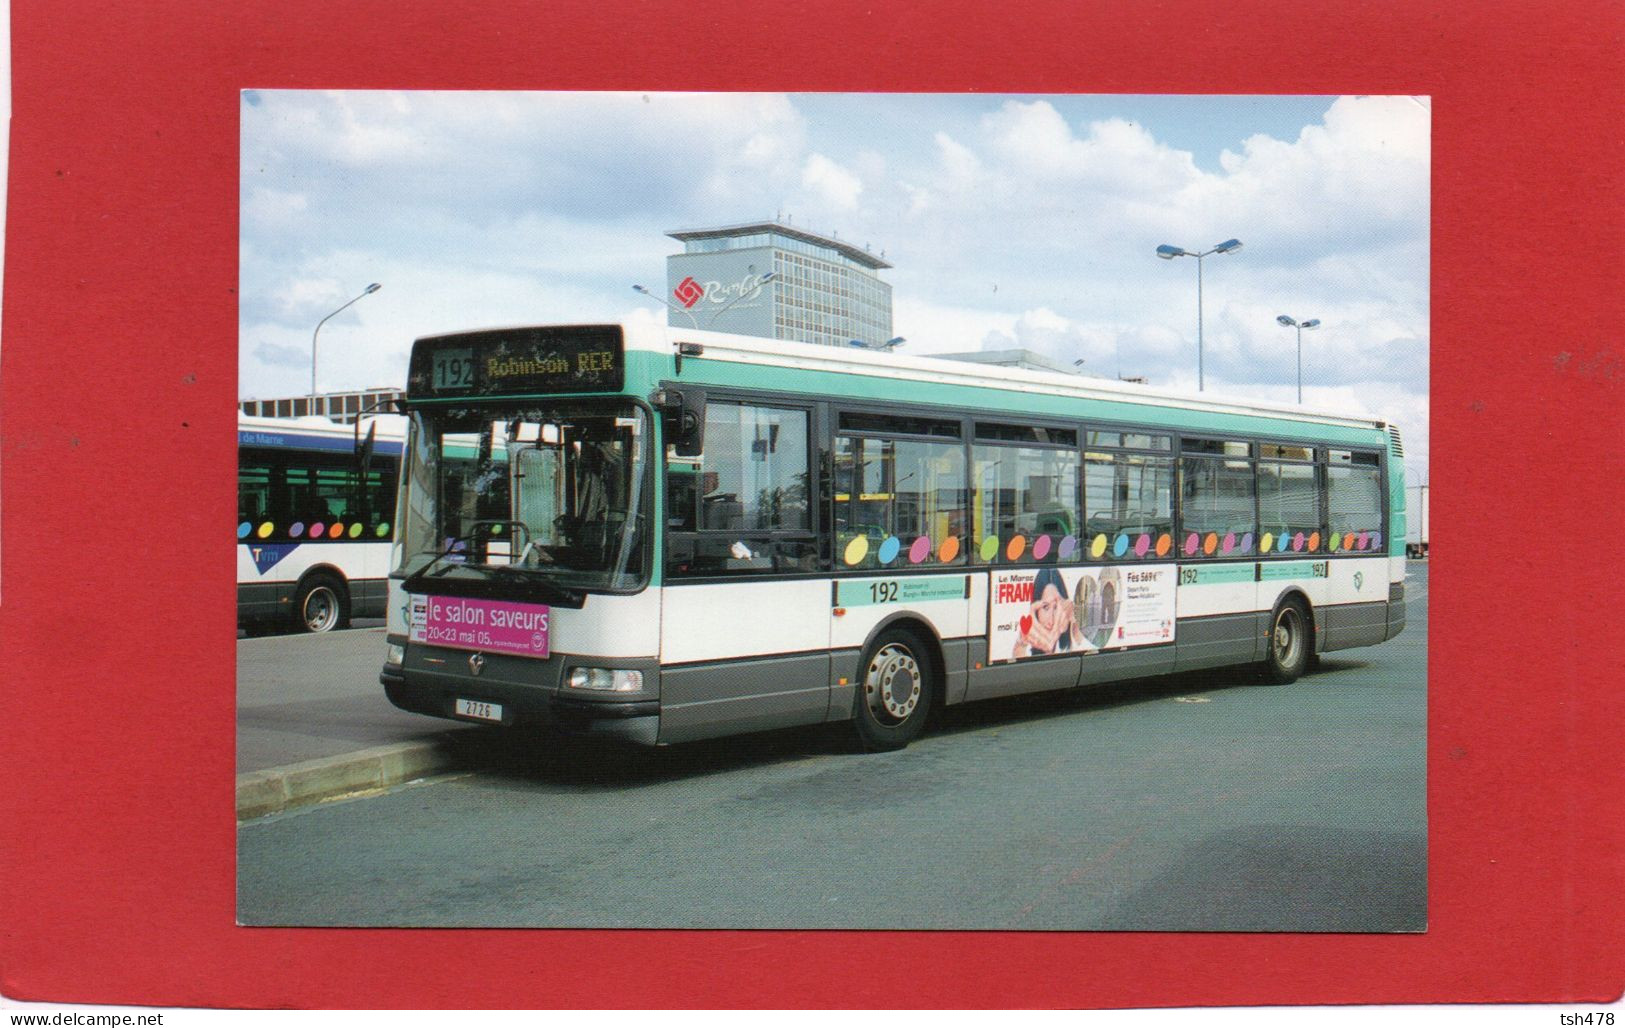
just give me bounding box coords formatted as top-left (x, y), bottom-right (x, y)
top-left (239, 91), bottom-right (1430, 485)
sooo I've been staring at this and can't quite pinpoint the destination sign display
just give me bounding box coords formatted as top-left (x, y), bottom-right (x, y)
top-left (407, 325), bottom-right (625, 397)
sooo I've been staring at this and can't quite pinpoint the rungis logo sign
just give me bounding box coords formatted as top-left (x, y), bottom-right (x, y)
top-left (673, 276), bottom-right (704, 309)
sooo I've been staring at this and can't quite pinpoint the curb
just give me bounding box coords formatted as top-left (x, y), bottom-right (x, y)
top-left (236, 734), bottom-right (477, 821)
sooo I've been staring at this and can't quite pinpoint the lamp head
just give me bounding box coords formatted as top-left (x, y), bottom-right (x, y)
top-left (1277, 315), bottom-right (1296, 327)
top-left (1302, 318), bottom-right (1321, 329)
top-left (1155, 244), bottom-right (1187, 260)
top-left (364, 283), bottom-right (382, 294)
top-left (1213, 239), bottom-right (1243, 255)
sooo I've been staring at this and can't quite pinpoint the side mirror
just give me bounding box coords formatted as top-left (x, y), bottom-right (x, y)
top-left (652, 385), bottom-right (706, 457)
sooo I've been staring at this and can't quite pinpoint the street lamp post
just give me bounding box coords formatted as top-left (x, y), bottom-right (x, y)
top-left (632, 284), bottom-right (699, 329)
top-left (1275, 314), bottom-right (1321, 403)
top-left (1156, 238), bottom-right (1242, 391)
top-left (311, 283), bottom-right (382, 412)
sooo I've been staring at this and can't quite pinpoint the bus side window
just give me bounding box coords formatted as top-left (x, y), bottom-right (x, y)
top-left (667, 402), bottom-right (814, 577)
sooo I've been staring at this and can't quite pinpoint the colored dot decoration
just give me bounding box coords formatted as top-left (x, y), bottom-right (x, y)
top-left (237, 522), bottom-right (251, 540)
top-left (877, 536), bottom-right (901, 565)
top-left (376, 523), bottom-right (391, 538)
top-left (290, 522), bottom-right (305, 539)
top-left (823, 522), bottom-right (1393, 574)
top-left (257, 522), bottom-right (274, 539)
top-left (843, 535), bottom-right (870, 566)
top-left (309, 523), bottom-right (326, 539)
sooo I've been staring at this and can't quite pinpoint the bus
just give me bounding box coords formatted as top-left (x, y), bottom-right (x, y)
top-left (238, 412), bottom-right (405, 633)
top-left (379, 322), bottom-right (1407, 750)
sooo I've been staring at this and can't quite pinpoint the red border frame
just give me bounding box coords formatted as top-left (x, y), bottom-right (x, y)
top-left (3, 0), bottom-right (1622, 1009)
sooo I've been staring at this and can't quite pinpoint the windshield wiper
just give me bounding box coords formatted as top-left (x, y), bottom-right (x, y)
top-left (401, 537), bottom-right (476, 591)
top-left (482, 565), bottom-right (585, 606)
top-left (403, 538), bottom-right (586, 607)
top-left (403, 520), bottom-right (534, 589)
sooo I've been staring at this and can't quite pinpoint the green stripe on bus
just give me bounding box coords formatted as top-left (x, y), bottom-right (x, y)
top-left (1183, 563), bottom-right (1255, 585)
top-left (1259, 561), bottom-right (1329, 581)
top-left (836, 576), bottom-right (968, 607)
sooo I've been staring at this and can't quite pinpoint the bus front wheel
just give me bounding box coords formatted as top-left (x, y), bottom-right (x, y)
top-left (293, 575), bottom-right (349, 634)
top-left (852, 629), bottom-right (934, 752)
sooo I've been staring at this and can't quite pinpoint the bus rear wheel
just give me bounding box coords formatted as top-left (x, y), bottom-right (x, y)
top-left (293, 575), bottom-right (349, 634)
top-left (852, 629), bottom-right (934, 752)
top-left (1262, 597), bottom-right (1311, 684)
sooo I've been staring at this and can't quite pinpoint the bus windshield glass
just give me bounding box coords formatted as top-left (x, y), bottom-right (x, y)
top-left (399, 403), bottom-right (649, 595)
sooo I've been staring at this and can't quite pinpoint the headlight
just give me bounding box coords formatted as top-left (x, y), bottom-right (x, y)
top-left (567, 667), bottom-right (643, 692)
top-left (385, 643), bottom-right (406, 667)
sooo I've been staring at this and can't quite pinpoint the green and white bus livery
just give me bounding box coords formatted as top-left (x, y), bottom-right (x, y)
top-left (380, 322), bottom-right (1407, 750)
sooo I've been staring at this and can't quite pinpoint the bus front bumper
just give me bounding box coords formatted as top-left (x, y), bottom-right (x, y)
top-left (380, 646), bottom-right (663, 746)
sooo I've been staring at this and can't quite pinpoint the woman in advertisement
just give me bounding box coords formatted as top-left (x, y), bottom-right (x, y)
top-left (1012, 566), bottom-right (1085, 659)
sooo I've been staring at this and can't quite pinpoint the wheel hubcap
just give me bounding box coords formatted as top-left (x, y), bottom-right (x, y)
top-left (305, 588), bottom-right (337, 631)
top-left (866, 644), bottom-right (922, 723)
top-left (1274, 609), bottom-right (1300, 665)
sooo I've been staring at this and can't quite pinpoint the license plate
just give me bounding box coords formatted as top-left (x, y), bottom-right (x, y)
top-left (455, 698), bottom-right (503, 723)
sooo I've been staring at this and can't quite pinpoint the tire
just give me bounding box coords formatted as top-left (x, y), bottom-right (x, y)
top-left (852, 629), bottom-right (935, 752)
top-left (293, 575), bottom-right (349, 634)
top-left (1262, 597), bottom-right (1311, 684)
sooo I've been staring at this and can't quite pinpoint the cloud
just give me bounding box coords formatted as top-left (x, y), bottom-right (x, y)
top-left (801, 153), bottom-right (864, 211)
top-left (252, 341), bottom-right (309, 369)
top-left (239, 91), bottom-right (1430, 481)
top-left (982, 103), bottom-right (1202, 198)
top-left (243, 187), bottom-right (308, 228)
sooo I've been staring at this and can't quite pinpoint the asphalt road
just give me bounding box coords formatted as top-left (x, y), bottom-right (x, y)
top-left (238, 564), bottom-right (1428, 931)
top-left (237, 620), bottom-right (471, 773)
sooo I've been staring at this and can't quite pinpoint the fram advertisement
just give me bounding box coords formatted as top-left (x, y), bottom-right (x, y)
top-left (407, 594), bottom-right (551, 658)
top-left (990, 565), bottom-right (1176, 663)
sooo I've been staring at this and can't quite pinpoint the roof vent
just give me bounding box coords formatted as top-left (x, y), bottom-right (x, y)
top-left (1387, 424), bottom-right (1405, 457)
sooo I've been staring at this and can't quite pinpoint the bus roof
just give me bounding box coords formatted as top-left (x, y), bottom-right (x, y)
top-left (617, 321), bottom-right (1391, 434)
top-left (405, 320), bottom-right (1394, 437)
top-left (238, 411), bottom-right (407, 450)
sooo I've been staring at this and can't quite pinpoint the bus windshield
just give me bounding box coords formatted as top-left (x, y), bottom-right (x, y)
top-left (398, 402), bottom-right (649, 596)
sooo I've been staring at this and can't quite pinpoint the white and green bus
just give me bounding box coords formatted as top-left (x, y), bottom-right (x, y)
top-left (380, 322), bottom-right (1407, 750)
